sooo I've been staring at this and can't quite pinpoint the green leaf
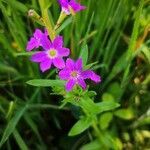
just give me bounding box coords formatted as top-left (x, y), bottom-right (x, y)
top-left (99, 112), bottom-right (113, 130)
top-left (80, 140), bottom-right (101, 150)
top-left (103, 52), bottom-right (128, 87)
top-left (24, 114), bottom-right (43, 142)
top-left (56, 17), bottom-right (72, 34)
top-left (107, 82), bottom-right (123, 102)
top-left (0, 63), bottom-right (19, 75)
top-left (13, 129), bottom-right (29, 150)
top-left (79, 98), bottom-right (99, 114)
top-left (95, 101), bottom-right (120, 114)
top-left (84, 61), bottom-right (98, 70)
top-left (141, 45), bottom-right (150, 63)
top-left (26, 79), bottom-right (65, 87)
top-left (87, 91), bottom-right (97, 98)
top-left (68, 117), bottom-right (92, 136)
top-left (135, 117), bottom-right (150, 127)
top-left (5, 0), bottom-right (28, 13)
top-left (102, 93), bottom-right (115, 102)
top-left (79, 45), bottom-right (88, 66)
top-left (114, 108), bottom-right (134, 120)
top-left (0, 105), bottom-right (27, 148)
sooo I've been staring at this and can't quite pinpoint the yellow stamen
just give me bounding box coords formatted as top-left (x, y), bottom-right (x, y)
top-left (71, 71), bottom-right (78, 77)
top-left (49, 49), bottom-right (56, 57)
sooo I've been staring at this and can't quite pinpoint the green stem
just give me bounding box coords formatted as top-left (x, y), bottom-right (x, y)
top-left (38, 0), bottom-right (56, 40)
top-left (54, 11), bottom-right (67, 30)
top-left (28, 104), bottom-right (69, 110)
top-left (92, 120), bottom-right (108, 149)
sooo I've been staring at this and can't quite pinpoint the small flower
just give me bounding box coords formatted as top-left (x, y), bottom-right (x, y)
top-left (26, 29), bottom-right (48, 51)
top-left (59, 58), bottom-right (101, 91)
top-left (58, 0), bottom-right (86, 15)
top-left (31, 36), bottom-right (70, 72)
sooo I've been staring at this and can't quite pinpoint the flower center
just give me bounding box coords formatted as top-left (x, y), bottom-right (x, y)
top-left (71, 71), bottom-right (78, 77)
top-left (48, 49), bottom-right (57, 58)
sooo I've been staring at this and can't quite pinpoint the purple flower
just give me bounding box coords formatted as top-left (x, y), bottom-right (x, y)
top-left (31, 36), bottom-right (70, 72)
top-left (59, 58), bottom-right (101, 91)
top-left (26, 29), bottom-right (48, 51)
top-left (58, 0), bottom-right (85, 15)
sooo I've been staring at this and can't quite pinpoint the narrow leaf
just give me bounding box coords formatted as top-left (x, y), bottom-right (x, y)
top-left (13, 129), bottom-right (29, 150)
top-left (114, 108), bottom-right (135, 120)
top-left (79, 45), bottom-right (88, 66)
top-left (99, 112), bottom-right (113, 130)
top-left (95, 101), bottom-right (120, 114)
top-left (0, 105), bottom-right (27, 148)
top-left (80, 140), bottom-right (101, 150)
top-left (68, 117), bottom-right (92, 136)
top-left (26, 79), bottom-right (65, 87)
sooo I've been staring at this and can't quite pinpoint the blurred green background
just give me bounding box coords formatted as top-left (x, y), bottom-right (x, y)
top-left (0, 0), bottom-right (150, 149)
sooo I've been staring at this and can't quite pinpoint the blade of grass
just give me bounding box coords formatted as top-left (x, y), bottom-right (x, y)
top-left (13, 129), bottom-right (29, 150)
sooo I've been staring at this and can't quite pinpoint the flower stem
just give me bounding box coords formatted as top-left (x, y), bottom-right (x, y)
top-left (38, 0), bottom-right (56, 40)
top-left (92, 120), bottom-right (108, 149)
top-left (54, 11), bottom-right (67, 30)
top-left (27, 104), bottom-right (69, 110)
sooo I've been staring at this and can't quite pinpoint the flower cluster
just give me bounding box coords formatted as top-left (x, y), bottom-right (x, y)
top-left (26, 0), bottom-right (101, 91)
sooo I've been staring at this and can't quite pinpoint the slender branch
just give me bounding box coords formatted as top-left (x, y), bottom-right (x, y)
top-left (27, 104), bottom-right (69, 111)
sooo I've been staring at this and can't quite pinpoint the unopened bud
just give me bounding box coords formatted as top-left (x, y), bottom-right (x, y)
top-left (28, 9), bottom-right (34, 16)
top-left (27, 9), bottom-right (44, 25)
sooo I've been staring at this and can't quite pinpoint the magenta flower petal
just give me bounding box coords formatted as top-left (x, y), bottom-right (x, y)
top-left (41, 34), bottom-right (52, 50)
top-left (58, 0), bottom-right (68, 7)
top-left (33, 29), bottom-right (42, 38)
top-left (69, 0), bottom-right (86, 12)
top-left (26, 38), bottom-right (38, 51)
top-left (26, 28), bottom-right (49, 51)
top-left (53, 36), bottom-right (63, 48)
top-left (58, 0), bottom-right (85, 14)
top-left (31, 52), bottom-right (47, 62)
top-left (82, 70), bottom-right (101, 83)
top-left (59, 69), bottom-right (70, 80)
top-left (77, 78), bottom-right (86, 89)
top-left (59, 48), bottom-right (70, 56)
top-left (53, 57), bottom-right (65, 69)
top-left (75, 58), bottom-right (82, 71)
top-left (58, 0), bottom-right (68, 13)
top-left (40, 59), bottom-right (52, 72)
top-left (66, 79), bottom-right (76, 91)
top-left (66, 58), bottom-right (75, 70)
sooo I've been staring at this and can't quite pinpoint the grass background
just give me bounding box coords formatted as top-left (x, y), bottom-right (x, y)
top-left (0, 0), bottom-right (150, 149)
